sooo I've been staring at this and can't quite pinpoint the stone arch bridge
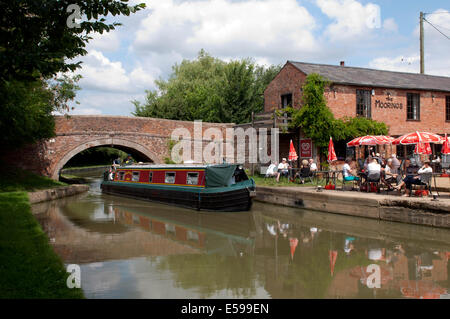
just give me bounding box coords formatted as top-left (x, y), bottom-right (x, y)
top-left (8, 116), bottom-right (232, 180)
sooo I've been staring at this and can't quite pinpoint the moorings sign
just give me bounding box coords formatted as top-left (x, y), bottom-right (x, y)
top-left (375, 96), bottom-right (403, 109)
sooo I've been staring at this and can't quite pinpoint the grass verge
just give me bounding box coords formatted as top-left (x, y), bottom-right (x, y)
top-left (0, 192), bottom-right (84, 298)
top-left (249, 174), bottom-right (330, 187)
top-left (0, 166), bottom-right (66, 192)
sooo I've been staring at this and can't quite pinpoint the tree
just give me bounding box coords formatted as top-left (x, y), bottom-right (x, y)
top-left (0, 75), bottom-right (82, 149)
top-left (133, 50), bottom-right (281, 124)
top-left (289, 73), bottom-right (389, 154)
top-left (290, 74), bottom-right (336, 150)
top-left (0, 0), bottom-right (146, 82)
top-left (0, 0), bottom-right (145, 149)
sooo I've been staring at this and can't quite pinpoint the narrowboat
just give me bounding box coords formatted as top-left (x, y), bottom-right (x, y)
top-left (101, 163), bottom-right (256, 212)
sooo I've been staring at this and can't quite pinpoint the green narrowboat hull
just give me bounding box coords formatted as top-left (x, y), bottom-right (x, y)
top-left (100, 179), bottom-right (256, 212)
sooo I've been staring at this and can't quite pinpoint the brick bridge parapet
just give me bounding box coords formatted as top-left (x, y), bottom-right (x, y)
top-left (6, 115), bottom-right (233, 179)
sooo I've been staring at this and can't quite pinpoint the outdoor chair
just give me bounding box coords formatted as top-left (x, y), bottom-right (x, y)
top-left (410, 172), bottom-right (432, 197)
top-left (341, 172), bottom-right (358, 191)
top-left (363, 172), bottom-right (381, 193)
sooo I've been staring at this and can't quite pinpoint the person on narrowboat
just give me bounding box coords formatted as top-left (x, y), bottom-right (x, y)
top-left (124, 154), bottom-right (134, 165)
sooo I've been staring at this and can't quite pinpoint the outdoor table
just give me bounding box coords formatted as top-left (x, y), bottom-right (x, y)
top-left (314, 170), bottom-right (342, 188)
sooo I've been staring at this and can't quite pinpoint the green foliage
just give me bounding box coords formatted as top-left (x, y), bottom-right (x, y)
top-left (290, 74), bottom-right (335, 150)
top-left (133, 50), bottom-right (281, 124)
top-left (0, 0), bottom-right (146, 82)
top-left (333, 116), bottom-right (388, 141)
top-left (0, 75), bottom-right (81, 149)
top-left (0, 1), bottom-right (143, 149)
top-left (164, 140), bottom-right (177, 164)
top-left (289, 73), bottom-right (389, 154)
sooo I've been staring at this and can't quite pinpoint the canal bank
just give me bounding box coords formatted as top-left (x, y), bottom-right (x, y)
top-left (255, 186), bottom-right (450, 229)
top-left (28, 184), bottom-right (89, 204)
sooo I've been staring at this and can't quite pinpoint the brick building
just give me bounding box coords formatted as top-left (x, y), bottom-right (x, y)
top-left (264, 61), bottom-right (450, 162)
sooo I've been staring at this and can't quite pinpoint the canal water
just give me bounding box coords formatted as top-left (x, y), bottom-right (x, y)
top-left (32, 174), bottom-right (450, 299)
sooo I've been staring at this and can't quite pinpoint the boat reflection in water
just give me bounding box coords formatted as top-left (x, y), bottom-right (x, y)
top-left (33, 190), bottom-right (450, 299)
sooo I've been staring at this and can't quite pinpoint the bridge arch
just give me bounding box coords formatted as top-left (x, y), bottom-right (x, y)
top-left (52, 137), bottom-right (161, 179)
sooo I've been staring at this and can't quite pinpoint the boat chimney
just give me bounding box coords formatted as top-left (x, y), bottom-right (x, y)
top-left (340, 61), bottom-right (345, 67)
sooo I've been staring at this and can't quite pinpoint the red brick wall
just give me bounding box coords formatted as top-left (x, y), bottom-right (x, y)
top-left (327, 86), bottom-right (450, 135)
top-left (264, 63), bottom-right (307, 111)
top-left (264, 63), bottom-right (450, 136)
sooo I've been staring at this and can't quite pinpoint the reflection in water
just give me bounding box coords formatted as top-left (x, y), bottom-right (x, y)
top-left (32, 177), bottom-right (450, 299)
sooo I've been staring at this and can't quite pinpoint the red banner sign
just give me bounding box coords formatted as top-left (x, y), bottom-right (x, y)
top-left (300, 139), bottom-right (312, 158)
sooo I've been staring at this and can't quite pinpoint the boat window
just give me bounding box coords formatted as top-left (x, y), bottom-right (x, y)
top-left (186, 172), bottom-right (199, 185)
top-left (149, 172), bottom-right (153, 183)
top-left (132, 171), bottom-right (140, 182)
top-left (165, 172), bottom-right (176, 183)
top-left (118, 171), bottom-right (125, 181)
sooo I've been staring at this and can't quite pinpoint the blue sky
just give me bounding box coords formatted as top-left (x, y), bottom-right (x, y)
top-left (68, 0), bottom-right (450, 116)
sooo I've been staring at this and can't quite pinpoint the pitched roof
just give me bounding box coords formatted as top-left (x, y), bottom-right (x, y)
top-left (288, 61), bottom-right (450, 93)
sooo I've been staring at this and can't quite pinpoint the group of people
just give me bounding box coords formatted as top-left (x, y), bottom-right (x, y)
top-left (342, 152), bottom-right (433, 196)
top-left (265, 157), bottom-right (318, 183)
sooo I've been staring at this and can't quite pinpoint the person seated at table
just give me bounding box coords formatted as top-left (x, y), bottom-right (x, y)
top-left (394, 161), bottom-right (433, 197)
top-left (277, 158), bottom-right (290, 182)
top-left (308, 158), bottom-right (318, 172)
top-left (296, 159), bottom-right (311, 184)
top-left (265, 161), bottom-right (280, 179)
top-left (367, 158), bottom-right (381, 182)
top-left (390, 154), bottom-right (401, 173)
top-left (343, 158), bottom-right (359, 181)
top-left (363, 155), bottom-right (373, 171)
top-left (383, 158), bottom-right (401, 190)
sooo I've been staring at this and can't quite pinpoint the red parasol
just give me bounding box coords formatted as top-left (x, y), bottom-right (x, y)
top-left (288, 139), bottom-right (298, 161)
top-left (442, 133), bottom-right (450, 155)
top-left (289, 237), bottom-right (298, 260)
top-left (329, 250), bottom-right (338, 276)
top-left (327, 137), bottom-right (337, 162)
top-left (392, 131), bottom-right (443, 145)
top-left (414, 142), bottom-right (432, 155)
top-left (347, 135), bottom-right (394, 147)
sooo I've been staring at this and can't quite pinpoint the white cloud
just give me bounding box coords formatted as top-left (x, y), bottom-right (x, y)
top-left (86, 31), bottom-right (121, 52)
top-left (383, 18), bottom-right (398, 33)
top-left (77, 50), bottom-right (132, 93)
top-left (316, 0), bottom-right (381, 42)
top-left (133, 0), bottom-right (319, 59)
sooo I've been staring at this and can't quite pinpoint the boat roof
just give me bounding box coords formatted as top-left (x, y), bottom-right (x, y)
top-left (117, 163), bottom-right (241, 169)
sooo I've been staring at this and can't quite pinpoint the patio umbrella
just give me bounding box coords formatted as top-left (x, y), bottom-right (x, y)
top-left (414, 142), bottom-right (432, 155)
top-left (329, 250), bottom-right (338, 276)
top-left (347, 135), bottom-right (394, 147)
top-left (328, 137), bottom-right (337, 162)
top-left (288, 139), bottom-right (298, 161)
top-left (392, 131), bottom-right (443, 145)
top-left (289, 237), bottom-right (298, 261)
top-left (442, 133), bottom-right (450, 154)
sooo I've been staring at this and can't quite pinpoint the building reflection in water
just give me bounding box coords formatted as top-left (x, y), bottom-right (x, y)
top-left (33, 192), bottom-right (450, 299)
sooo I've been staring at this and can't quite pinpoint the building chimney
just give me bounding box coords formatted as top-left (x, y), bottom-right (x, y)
top-left (340, 61), bottom-right (345, 66)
